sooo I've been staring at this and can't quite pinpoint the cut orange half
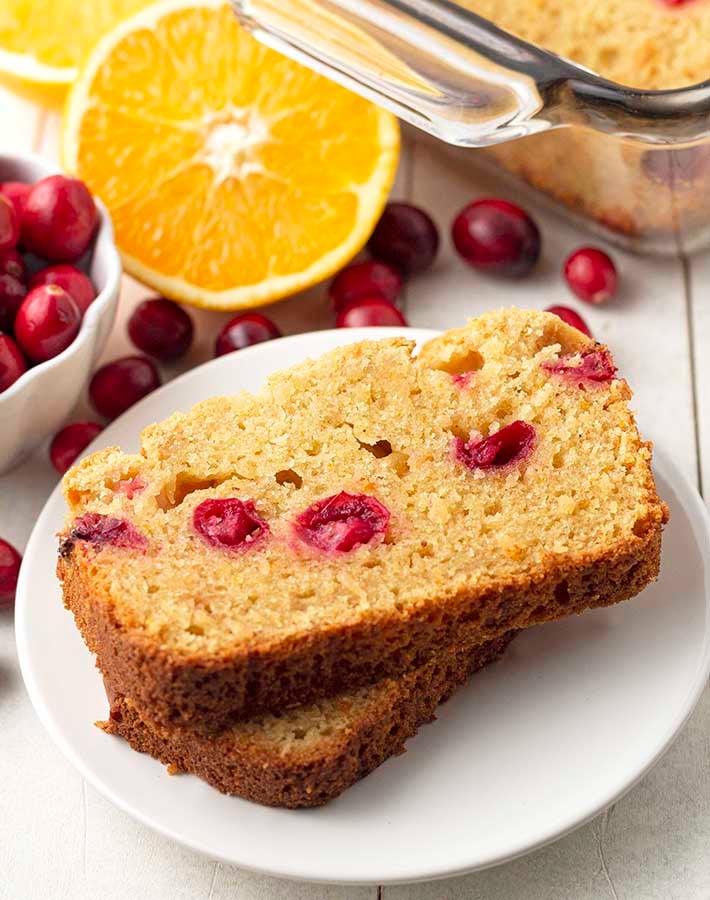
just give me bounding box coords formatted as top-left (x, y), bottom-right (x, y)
top-left (62, 0), bottom-right (400, 310)
top-left (0, 0), bottom-right (151, 105)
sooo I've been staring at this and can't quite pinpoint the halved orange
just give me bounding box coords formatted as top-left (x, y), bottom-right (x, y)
top-left (62, 0), bottom-right (400, 310)
top-left (0, 0), bottom-right (151, 105)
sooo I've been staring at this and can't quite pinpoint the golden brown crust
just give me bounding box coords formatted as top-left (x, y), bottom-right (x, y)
top-left (59, 518), bottom-right (665, 732)
top-left (98, 632), bottom-right (515, 808)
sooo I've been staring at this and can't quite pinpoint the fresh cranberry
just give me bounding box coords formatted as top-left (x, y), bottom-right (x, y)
top-left (0, 275), bottom-right (27, 332)
top-left (543, 348), bottom-right (617, 384)
top-left (89, 355), bottom-right (161, 420)
top-left (295, 492), bottom-right (390, 553)
top-left (30, 264), bottom-right (96, 316)
top-left (64, 513), bottom-right (147, 552)
top-left (455, 421), bottom-right (536, 472)
top-left (49, 421), bottom-right (103, 475)
top-left (451, 198), bottom-right (540, 277)
top-left (329, 260), bottom-right (403, 311)
top-left (0, 250), bottom-right (28, 329)
top-left (563, 248), bottom-right (617, 305)
top-left (336, 298), bottom-right (407, 327)
top-left (0, 248), bottom-right (26, 282)
top-left (21, 175), bottom-right (98, 262)
top-left (367, 203), bottom-right (439, 274)
top-left (14, 284), bottom-right (81, 363)
top-left (545, 305), bottom-right (592, 337)
top-left (0, 195), bottom-right (19, 252)
top-left (0, 538), bottom-right (22, 608)
top-left (215, 313), bottom-right (281, 357)
top-left (0, 181), bottom-right (31, 219)
top-left (193, 498), bottom-right (268, 551)
top-left (128, 297), bottom-right (193, 360)
top-left (0, 334), bottom-right (27, 392)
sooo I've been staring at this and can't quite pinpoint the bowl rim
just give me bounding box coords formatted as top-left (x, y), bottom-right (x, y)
top-left (0, 151), bottom-right (122, 406)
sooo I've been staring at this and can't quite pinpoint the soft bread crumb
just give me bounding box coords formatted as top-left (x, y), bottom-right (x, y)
top-left (459, 0), bottom-right (710, 89)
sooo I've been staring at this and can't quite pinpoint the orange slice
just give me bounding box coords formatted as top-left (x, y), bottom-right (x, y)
top-left (0, 0), bottom-right (151, 105)
top-left (62, 0), bottom-right (400, 310)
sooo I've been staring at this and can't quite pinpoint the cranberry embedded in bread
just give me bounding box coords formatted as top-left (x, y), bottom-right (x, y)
top-left (193, 498), bottom-right (268, 551)
top-left (454, 420), bottom-right (536, 472)
top-left (542, 347), bottom-right (616, 383)
top-left (60, 513), bottom-right (147, 556)
top-left (294, 492), bottom-right (390, 553)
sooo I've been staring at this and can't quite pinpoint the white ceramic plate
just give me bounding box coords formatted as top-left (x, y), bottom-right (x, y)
top-left (16, 328), bottom-right (710, 885)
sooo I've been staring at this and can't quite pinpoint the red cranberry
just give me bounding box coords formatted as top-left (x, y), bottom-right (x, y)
top-left (30, 264), bottom-right (96, 316)
top-left (0, 250), bottom-right (28, 330)
top-left (128, 297), bottom-right (193, 360)
top-left (455, 420), bottom-right (536, 472)
top-left (0, 334), bottom-right (27, 392)
top-left (14, 284), bottom-right (81, 363)
top-left (295, 492), bottom-right (390, 553)
top-left (545, 305), bottom-right (592, 337)
top-left (0, 181), bottom-right (31, 219)
top-left (64, 513), bottom-right (147, 552)
top-left (0, 538), bottom-right (22, 608)
top-left (452, 198), bottom-right (540, 277)
top-left (49, 421), bottom-right (103, 475)
top-left (193, 498), bottom-right (268, 551)
top-left (329, 260), bottom-right (403, 311)
top-left (563, 248), bottom-right (617, 305)
top-left (0, 274), bottom-right (27, 332)
top-left (89, 355), bottom-right (161, 420)
top-left (0, 195), bottom-right (20, 252)
top-left (336, 298), bottom-right (407, 327)
top-left (543, 348), bottom-right (617, 384)
top-left (215, 313), bottom-right (281, 357)
top-left (367, 203), bottom-right (439, 274)
top-left (0, 248), bottom-right (26, 282)
top-left (21, 175), bottom-right (98, 262)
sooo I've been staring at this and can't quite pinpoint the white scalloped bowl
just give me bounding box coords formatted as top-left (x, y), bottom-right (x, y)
top-left (0, 153), bottom-right (121, 473)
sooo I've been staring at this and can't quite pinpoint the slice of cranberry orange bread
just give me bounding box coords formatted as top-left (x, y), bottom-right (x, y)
top-left (58, 308), bottom-right (667, 730)
top-left (99, 631), bottom-right (514, 808)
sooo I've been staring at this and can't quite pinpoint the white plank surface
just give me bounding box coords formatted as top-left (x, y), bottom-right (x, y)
top-left (1, 84), bottom-right (708, 900)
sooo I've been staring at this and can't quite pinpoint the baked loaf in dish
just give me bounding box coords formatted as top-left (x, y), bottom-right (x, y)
top-left (58, 308), bottom-right (667, 731)
top-left (450, 4), bottom-right (710, 246)
top-left (100, 631), bottom-right (515, 808)
top-left (462, 0), bottom-right (710, 90)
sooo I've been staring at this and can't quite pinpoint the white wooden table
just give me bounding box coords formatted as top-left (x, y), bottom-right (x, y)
top-left (2, 85), bottom-right (709, 900)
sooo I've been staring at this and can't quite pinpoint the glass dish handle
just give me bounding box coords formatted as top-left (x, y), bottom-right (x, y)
top-left (232, 0), bottom-right (578, 147)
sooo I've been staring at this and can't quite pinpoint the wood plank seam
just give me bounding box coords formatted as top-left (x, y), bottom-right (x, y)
top-left (681, 254), bottom-right (704, 496)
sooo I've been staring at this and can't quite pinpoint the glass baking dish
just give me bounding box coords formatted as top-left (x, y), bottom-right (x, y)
top-left (233, 0), bottom-right (710, 256)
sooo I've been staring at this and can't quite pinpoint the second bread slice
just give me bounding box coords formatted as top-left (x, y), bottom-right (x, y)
top-left (100, 631), bottom-right (515, 808)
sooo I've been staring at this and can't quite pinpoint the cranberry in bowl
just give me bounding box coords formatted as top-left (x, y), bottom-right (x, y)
top-left (0, 153), bottom-right (121, 473)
